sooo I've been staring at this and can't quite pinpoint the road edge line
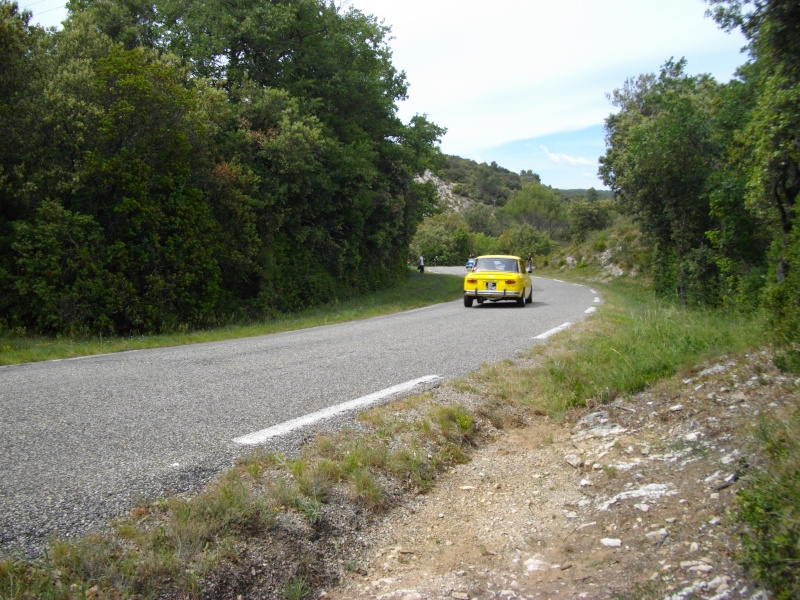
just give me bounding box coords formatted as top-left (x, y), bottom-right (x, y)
top-left (232, 375), bottom-right (442, 445)
top-left (533, 322), bottom-right (573, 340)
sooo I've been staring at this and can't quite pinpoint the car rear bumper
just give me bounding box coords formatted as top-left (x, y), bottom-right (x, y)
top-left (464, 289), bottom-right (524, 299)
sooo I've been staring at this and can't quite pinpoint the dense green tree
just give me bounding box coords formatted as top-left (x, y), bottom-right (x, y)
top-left (471, 232), bottom-right (499, 257)
top-left (11, 201), bottom-right (119, 333)
top-left (66, 0), bottom-right (161, 49)
top-left (519, 170), bottom-right (541, 184)
top-left (707, 0), bottom-right (800, 367)
top-left (500, 180), bottom-right (569, 239)
top-left (461, 202), bottom-right (496, 236)
top-left (600, 59), bottom-right (721, 302)
top-left (65, 41), bottom-right (224, 331)
top-left (568, 200), bottom-right (616, 242)
top-left (410, 212), bottom-right (471, 265)
top-left (0, 0), bottom-right (444, 333)
top-left (496, 224), bottom-right (552, 259)
top-left (0, 3), bottom-right (63, 321)
top-left (147, 0), bottom-right (444, 300)
top-left (704, 64), bottom-right (771, 307)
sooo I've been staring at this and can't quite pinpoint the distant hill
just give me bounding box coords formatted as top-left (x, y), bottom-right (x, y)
top-left (436, 155), bottom-right (611, 209)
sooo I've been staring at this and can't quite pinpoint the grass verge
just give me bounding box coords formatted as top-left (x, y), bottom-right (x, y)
top-left (0, 270), bottom-right (463, 366)
top-left (465, 278), bottom-right (769, 417)
top-left (1, 275), bottom-right (796, 599)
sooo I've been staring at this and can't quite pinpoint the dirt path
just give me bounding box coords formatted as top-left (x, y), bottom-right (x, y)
top-left (323, 351), bottom-right (795, 599)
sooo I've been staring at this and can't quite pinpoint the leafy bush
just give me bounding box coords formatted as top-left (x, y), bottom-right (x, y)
top-left (496, 224), bottom-right (552, 259)
top-left (736, 406), bottom-right (800, 599)
top-left (764, 230), bottom-right (800, 373)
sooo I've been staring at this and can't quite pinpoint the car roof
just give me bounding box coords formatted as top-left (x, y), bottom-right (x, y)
top-left (475, 254), bottom-right (521, 260)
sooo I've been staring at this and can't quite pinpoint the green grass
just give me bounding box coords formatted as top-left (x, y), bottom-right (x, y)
top-left (0, 270), bottom-right (463, 366)
top-left (471, 278), bottom-right (768, 417)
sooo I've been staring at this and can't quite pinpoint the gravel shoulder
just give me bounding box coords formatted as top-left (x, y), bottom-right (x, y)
top-left (322, 350), bottom-right (796, 600)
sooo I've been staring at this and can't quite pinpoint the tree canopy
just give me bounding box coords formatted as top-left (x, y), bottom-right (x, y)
top-left (0, 0), bottom-right (444, 334)
top-left (598, 0), bottom-right (799, 368)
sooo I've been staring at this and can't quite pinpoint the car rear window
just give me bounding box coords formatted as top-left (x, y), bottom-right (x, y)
top-left (474, 258), bottom-right (519, 272)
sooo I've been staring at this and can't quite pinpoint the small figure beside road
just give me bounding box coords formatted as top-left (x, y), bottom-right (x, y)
top-left (418, 255), bottom-right (425, 273)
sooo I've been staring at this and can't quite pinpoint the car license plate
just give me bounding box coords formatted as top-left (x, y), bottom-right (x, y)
top-left (485, 282), bottom-right (496, 291)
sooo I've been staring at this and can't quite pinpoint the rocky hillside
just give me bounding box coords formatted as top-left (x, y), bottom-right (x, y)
top-left (325, 350), bottom-right (793, 599)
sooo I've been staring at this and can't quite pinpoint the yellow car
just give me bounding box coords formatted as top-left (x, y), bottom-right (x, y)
top-left (463, 255), bottom-right (532, 308)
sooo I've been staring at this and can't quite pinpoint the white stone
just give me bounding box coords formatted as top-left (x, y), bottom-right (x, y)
top-left (597, 484), bottom-right (676, 511)
top-left (573, 423), bottom-right (627, 440)
top-left (524, 555), bottom-right (550, 571)
top-left (680, 560), bottom-right (714, 572)
top-left (601, 538), bottom-right (622, 547)
top-left (646, 528), bottom-right (668, 544)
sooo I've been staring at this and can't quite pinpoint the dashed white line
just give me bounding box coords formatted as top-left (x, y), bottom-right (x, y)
top-left (232, 375), bottom-right (442, 445)
top-left (533, 322), bottom-right (573, 340)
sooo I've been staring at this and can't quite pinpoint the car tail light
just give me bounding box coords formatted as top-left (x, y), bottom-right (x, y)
top-left (467, 278), bottom-right (477, 284)
top-left (505, 279), bottom-right (516, 285)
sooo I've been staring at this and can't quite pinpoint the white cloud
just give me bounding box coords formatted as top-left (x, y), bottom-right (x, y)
top-left (540, 146), bottom-right (595, 168)
top-left (352, 0), bottom-right (747, 161)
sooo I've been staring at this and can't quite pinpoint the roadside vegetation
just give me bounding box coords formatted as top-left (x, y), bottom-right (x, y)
top-left (3, 270), bottom-right (797, 599)
top-left (0, 270), bottom-right (463, 366)
top-left (1, 0), bottom-right (445, 337)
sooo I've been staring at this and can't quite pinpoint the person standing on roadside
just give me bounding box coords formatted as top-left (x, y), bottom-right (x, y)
top-left (418, 254), bottom-right (425, 273)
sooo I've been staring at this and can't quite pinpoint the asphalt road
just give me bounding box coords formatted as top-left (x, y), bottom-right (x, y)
top-left (0, 270), bottom-right (600, 554)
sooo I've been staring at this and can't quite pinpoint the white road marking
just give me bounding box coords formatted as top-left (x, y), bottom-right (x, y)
top-left (594, 297), bottom-right (601, 303)
top-left (533, 322), bottom-right (573, 340)
top-left (232, 375), bottom-right (443, 445)
top-left (585, 307), bottom-right (597, 314)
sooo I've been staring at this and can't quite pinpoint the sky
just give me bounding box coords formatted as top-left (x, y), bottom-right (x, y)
top-left (19, 0), bottom-right (749, 190)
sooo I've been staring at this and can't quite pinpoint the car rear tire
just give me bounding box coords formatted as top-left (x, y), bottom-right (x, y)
top-left (526, 287), bottom-right (532, 304)
top-left (464, 296), bottom-right (474, 307)
top-left (517, 294), bottom-right (525, 307)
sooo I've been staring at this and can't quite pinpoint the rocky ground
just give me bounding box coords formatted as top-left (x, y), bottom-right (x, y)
top-left (318, 351), bottom-right (798, 600)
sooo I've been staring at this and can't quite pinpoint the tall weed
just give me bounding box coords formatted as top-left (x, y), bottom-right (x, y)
top-left (736, 406), bottom-right (800, 599)
top-left (501, 281), bottom-right (767, 415)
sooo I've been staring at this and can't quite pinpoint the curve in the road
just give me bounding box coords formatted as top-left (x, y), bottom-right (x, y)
top-left (1, 273), bottom-right (601, 555)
